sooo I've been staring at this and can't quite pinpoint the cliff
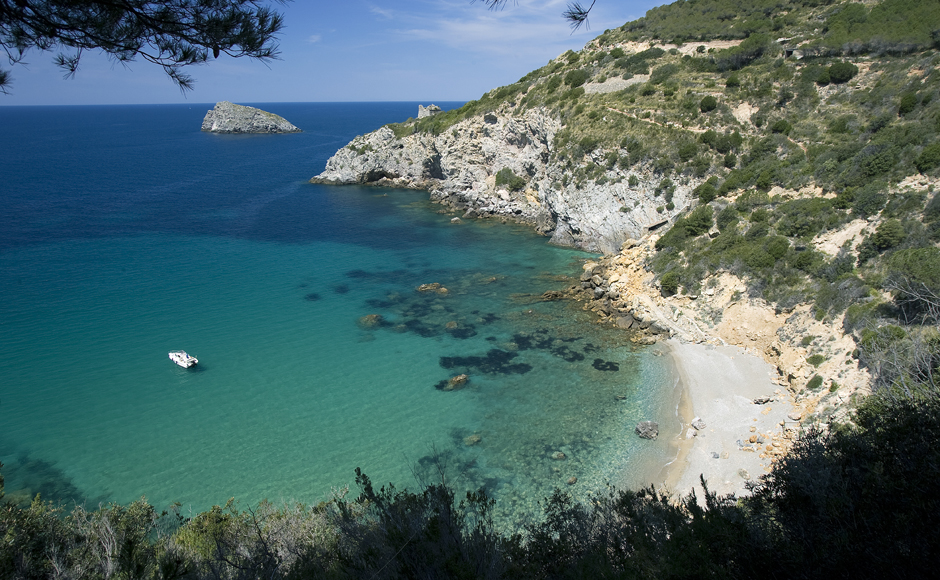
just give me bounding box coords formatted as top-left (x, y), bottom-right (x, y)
top-left (201, 101), bottom-right (301, 134)
top-left (313, 105), bottom-right (693, 254)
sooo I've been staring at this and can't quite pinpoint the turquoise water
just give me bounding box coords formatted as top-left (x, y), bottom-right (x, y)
top-left (0, 103), bottom-right (678, 522)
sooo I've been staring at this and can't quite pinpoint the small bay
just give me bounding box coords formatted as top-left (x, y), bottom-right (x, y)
top-left (0, 103), bottom-right (678, 522)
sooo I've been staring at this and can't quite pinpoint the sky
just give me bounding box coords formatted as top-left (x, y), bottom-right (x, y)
top-left (1, 0), bottom-right (665, 106)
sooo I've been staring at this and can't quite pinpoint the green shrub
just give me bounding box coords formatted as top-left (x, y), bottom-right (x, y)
top-left (806, 374), bottom-right (824, 390)
top-left (678, 142), bottom-right (698, 162)
top-left (660, 271), bottom-right (680, 295)
top-left (546, 76), bottom-right (563, 91)
top-left (495, 167), bottom-right (526, 192)
top-left (807, 354), bottom-right (826, 367)
top-left (686, 205), bottom-right (714, 236)
top-left (716, 206), bottom-right (738, 232)
top-left (816, 68), bottom-right (831, 85)
top-left (771, 119), bottom-right (793, 135)
top-left (725, 73), bottom-right (741, 88)
top-left (853, 185), bottom-right (887, 218)
top-left (898, 92), bottom-right (919, 116)
top-left (872, 219), bottom-right (905, 250)
top-left (700, 95), bottom-right (718, 112)
top-left (828, 61), bottom-right (859, 84)
top-left (695, 182), bottom-right (717, 203)
top-left (914, 143), bottom-right (940, 173)
top-left (650, 63), bottom-right (680, 85)
top-left (564, 69), bottom-right (589, 88)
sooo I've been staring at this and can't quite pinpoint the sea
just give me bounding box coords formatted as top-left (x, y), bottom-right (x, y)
top-left (0, 102), bottom-right (679, 524)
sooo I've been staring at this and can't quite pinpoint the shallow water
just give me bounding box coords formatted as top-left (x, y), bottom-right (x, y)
top-left (0, 103), bottom-right (679, 523)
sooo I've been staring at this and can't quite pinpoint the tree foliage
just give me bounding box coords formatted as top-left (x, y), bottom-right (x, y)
top-left (0, 0), bottom-right (288, 93)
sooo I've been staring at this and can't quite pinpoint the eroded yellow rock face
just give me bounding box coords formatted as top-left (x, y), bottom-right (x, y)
top-left (577, 233), bottom-right (871, 426)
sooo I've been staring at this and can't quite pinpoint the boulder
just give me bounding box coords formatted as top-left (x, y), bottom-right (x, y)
top-left (635, 421), bottom-right (659, 440)
top-left (201, 101), bottom-right (301, 134)
top-left (691, 417), bottom-right (707, 430)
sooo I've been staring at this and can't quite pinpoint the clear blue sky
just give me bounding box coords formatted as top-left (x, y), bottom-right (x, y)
top-left (1, 1), bottom-right (663, 106)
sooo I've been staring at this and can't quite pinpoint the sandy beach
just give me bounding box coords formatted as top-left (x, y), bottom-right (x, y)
top-left (661, 339), bottom-right (797, 500)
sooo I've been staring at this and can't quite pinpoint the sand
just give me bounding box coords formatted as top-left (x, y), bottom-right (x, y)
top-left (661, 339), bottom-right (797, 500)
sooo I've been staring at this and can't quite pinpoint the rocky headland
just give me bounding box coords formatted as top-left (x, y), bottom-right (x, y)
top-left (201, 101), bottom-right (301, 134)
top-left (312, 105), bottom-right (693, 254)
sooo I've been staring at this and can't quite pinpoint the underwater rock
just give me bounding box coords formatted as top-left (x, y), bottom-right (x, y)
top-left (635, 421), bottom-right (659, 440)
top-left (437, 374), bottom-right (469, 391)
top-left (304, 293), bottom-right (321, 301)
top-left (592, 359), bottom-right (620, 371)
top-left (464, 434), bottom-right (481, 446)
top-left (417, 282), bottom-right (449, 294)
top-left (440, 349), bottom-right (532, 375)
top-left (567, 476), bottom-right (578, 485)
top-left (551, 451), bottom-right (566, 460)
top-left (357, 314), bottom-right (385, 329)
top-left (333, 284), bottom-right (350, 294)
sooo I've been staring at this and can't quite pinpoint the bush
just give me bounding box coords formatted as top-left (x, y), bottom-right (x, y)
top-left (650, 63), bottom-right (680, 85)
top-left (725, 73), bottom-right (741, 88)
top-left (660, 271), bottom-right (680, 295)
top-left (872, 219), bottom-right (905, 251)
top-left (914, 143), bottom-right (940, 173)
top-left (700, 95), bottom-right (718, 112)
top-left (695, 182), bottom-right (717, 203)
top-left (806, 374), bottom-right (824, 389)
top-left (564, 69), bottom-right (589, 88)
top-left (853, 185), bottom-right (887, 218)
top-left (771, 119), bottom-right (793, 135)
top-left (807, 354), bottom-right (826, 367)
top-left (898, 92), bottom-right (919, 116)
top-left (828, 61), bottom-right (859, 84)
top-left (678, 142), bottom-right (698, 162)
top-left (495, 167), bottom-right (526, 192)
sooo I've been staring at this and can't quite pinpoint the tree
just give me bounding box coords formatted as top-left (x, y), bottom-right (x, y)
top-left (1, 0), bottom-right (288, 93)
top-left (476, 0), bottom-right (597, 30)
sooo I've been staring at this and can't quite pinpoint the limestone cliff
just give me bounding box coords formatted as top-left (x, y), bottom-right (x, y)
top-left (201, 101), bottom-right (301, 134)
top-left (312, 106), bottom-right (696, 254)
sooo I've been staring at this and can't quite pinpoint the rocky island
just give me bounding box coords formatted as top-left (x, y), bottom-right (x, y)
top-left (201, 101), bottom-right (301, 134)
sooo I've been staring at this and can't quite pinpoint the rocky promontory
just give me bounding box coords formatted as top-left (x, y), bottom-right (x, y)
top-left (201, 101), bottom-right (301, 134)
top-left (312, 106), bottom-right (695, 254)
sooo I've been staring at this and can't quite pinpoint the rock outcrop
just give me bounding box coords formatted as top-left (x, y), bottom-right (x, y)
top-left (311, 106), bottom-right (696, 253)
top-left (201, 101), bottom-right (301, 134)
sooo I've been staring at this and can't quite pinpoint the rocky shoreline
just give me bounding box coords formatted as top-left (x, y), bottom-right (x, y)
top-left (312, 106), bottom-right (697, 254)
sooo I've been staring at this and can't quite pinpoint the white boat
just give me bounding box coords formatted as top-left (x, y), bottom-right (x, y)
top-left (169, 350), bottom-right (198, 368)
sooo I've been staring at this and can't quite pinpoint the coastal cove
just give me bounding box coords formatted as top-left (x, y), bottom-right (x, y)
top-left (0, 103), bottom-right (680, 522)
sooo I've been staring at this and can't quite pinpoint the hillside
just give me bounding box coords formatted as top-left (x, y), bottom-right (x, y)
top-left (315, 0), bottom-right (940, 419)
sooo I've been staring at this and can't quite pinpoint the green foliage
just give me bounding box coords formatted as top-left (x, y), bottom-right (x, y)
top-left (700, 95), bottom-right (718, 112)
top-left (828, 61), bottom-right (859, 84)
top-left (495, 167), bottom-right (526, 192)
top-left (677, 142), bottom-right (698, 162)
top-left (807, 354), bottom-right (826, 367)
top-left (915, 143), bottom-right (940, 173)
top-left (564, 69), bottom-right (589, 88)
top-left (650, 63), bottom-right (680, 85)
top-left (771, 119), bottom-right (793, 135)
top-left (806, 374), bottom-right (824, 389)
top-left (898, 92), bottom-right (919, 116)
top-left (725, 73), bottom-right (741, 88)
top-left (872, 219), bottom-right (905, 250)
top-left (660, 271), bottom-right (680, 295)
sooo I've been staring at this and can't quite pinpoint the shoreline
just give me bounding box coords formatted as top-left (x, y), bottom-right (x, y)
top-left (658, 339), bottom-right (797, 500)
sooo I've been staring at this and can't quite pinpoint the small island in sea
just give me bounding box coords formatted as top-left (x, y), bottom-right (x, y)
top-left (201, 101), bottom-right (301, 134)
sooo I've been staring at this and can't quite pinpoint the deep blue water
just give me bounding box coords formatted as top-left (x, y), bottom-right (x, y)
top-left (0, 103), bottom-right (678, 522)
